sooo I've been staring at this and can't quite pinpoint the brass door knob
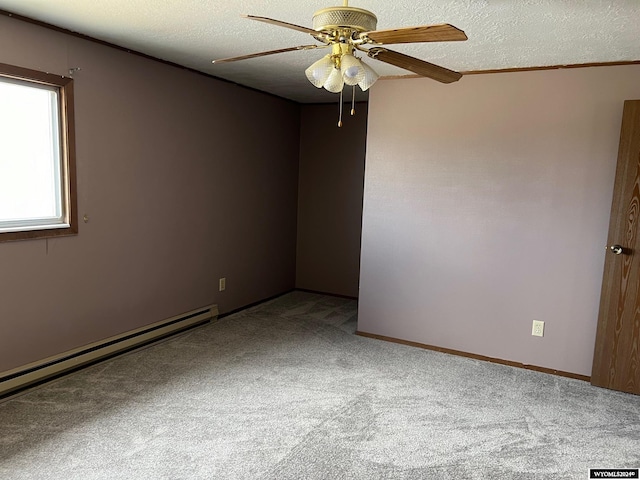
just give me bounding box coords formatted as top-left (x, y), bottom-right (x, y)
top-left (610, 245), bottom-right (624, 255)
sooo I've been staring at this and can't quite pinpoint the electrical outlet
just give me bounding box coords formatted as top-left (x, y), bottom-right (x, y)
top-left (532, 320), bottom-right (544, 337)
top-left (219, 277), bottom-right (226, 292)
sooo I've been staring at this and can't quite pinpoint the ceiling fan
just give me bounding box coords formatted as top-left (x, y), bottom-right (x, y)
top-left (212, 0), bottom-right (467, 126)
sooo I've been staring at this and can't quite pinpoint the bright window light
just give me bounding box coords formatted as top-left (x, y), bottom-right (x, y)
top-left (0, 63), bottom-right (77, 242)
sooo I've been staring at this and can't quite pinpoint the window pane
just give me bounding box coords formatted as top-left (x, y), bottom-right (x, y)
top-left (0, 80), bottom-right (62, 225)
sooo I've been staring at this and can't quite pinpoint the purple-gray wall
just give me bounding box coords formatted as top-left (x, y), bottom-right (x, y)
top-left (0, 16), bottom-right (300, 373)
top-left (296, 103), bottom-right (367, 298)
top-left (358, 66), bottom-right (640, 377)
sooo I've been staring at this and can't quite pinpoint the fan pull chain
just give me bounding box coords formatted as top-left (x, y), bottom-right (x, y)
top-left (338, 88), bottom-right (343, 127)
top-left (351, 86), bottom-right (356, 116)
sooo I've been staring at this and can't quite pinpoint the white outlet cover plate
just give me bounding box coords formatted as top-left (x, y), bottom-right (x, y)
top-left (532, 320), bottom-right (545, 337)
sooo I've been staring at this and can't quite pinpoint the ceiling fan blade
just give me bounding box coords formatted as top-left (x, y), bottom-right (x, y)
top-left (213, 45), bottom-right (321, 64)
top-left (366, 48), bottom-right (462, 84)
top-left (363, 24), bottom-right (467, 44)
top-left (244, 15), bottom-right (324, 36)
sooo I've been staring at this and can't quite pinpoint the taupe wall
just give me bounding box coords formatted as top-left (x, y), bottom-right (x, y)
top-left (296, 103), bottom-right (367, 298)
top-left (358, 65), bottom-right (640, 377)
top-left (0, 16), bottom-right (300, 373)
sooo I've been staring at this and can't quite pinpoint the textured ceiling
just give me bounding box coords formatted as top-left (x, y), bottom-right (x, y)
top-left (0, 0), bottom-right (638, 103)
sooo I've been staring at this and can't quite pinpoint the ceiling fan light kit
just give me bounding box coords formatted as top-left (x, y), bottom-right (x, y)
top-left (213, 0), bottom-right (467, 126)
top-left (305, 43), bottom-right (374, 90)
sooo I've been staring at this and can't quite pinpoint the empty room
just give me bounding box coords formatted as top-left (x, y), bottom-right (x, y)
top-left (1, 1), bottom-right (639, 478)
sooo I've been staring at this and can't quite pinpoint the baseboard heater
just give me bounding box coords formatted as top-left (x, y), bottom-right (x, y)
top-left (0, 304), bottom-right (218, 399)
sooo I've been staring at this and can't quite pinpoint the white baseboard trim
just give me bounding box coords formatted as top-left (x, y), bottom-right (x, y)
top-left (0, 304), bottom-right (218, 398)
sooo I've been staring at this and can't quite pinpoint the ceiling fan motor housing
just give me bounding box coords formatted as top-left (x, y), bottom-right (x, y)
top-left (312, 7), bottom-right (377, 33)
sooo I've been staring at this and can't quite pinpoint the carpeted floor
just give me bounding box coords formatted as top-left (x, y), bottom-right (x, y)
top-left (1, 291), bottom-right (639, 479)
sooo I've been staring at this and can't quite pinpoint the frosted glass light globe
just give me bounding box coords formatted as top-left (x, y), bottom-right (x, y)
top-left (340, 54), bottom-right (365, 86)
top-left (305, 55), bottom-right (334, 88)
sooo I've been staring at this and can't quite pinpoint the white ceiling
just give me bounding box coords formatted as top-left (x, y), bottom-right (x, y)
top-left (0, 0), bottom-right (638, 103)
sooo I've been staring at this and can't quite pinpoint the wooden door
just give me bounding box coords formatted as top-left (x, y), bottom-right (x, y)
top-left (591, 100), bottom-right (640, 395)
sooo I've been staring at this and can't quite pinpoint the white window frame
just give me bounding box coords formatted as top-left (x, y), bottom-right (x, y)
top-left (0, 63), bottom-right (77, 242)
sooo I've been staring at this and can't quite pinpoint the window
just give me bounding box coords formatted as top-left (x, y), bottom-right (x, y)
top-left (0, 62), bottom-right (77, 242)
